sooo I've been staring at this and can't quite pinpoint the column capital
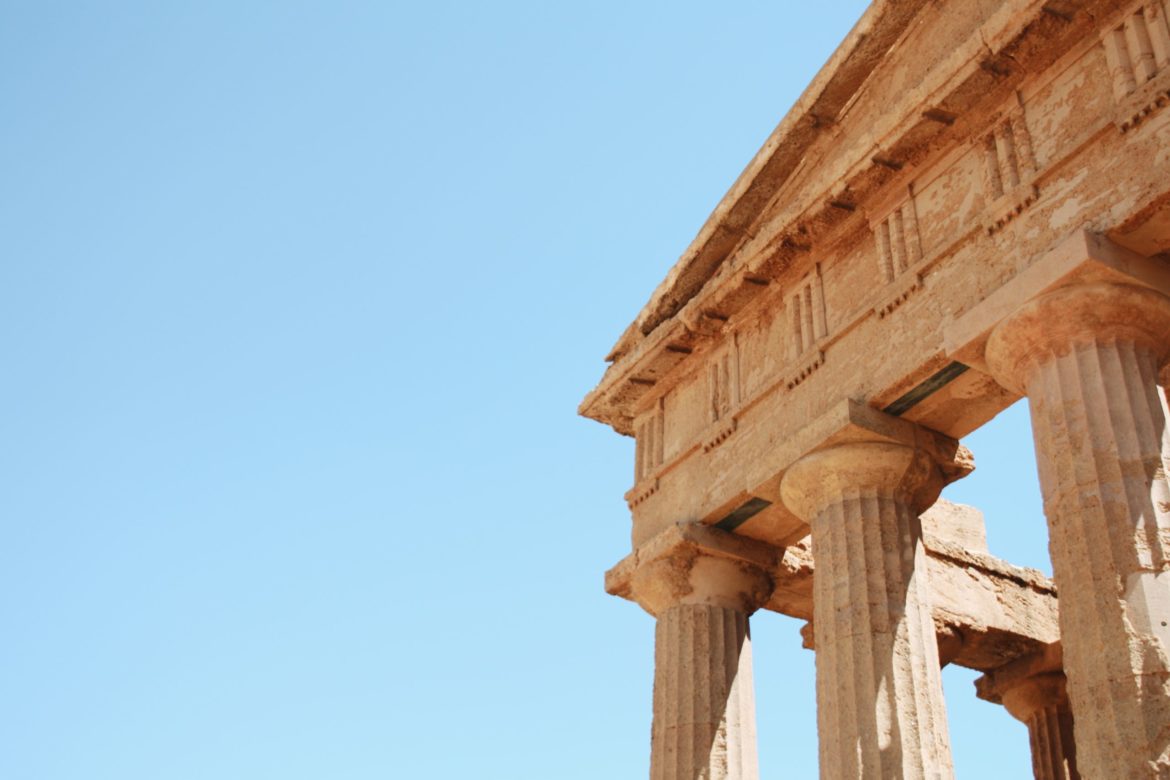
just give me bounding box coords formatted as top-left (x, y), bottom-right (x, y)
top-left (606, 522), bottom-right (777, 617)
top-left (986, 281), bottom-right (1170, 394)
top-left (999, 673), bottom-right (1070, 724)
top-left (976, 645), bottom-right (1079, 779)
top-left (780, 440), bottom-right (965, 521)
top-left (976, 643), bottom-right (1068, 720)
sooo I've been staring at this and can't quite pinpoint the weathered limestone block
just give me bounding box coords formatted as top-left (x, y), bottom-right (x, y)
top-left (987, 281), bottom-right (1170, 778)
top-left (606, 523), bottom-right (777, 780)
top-left (922, 535), bottom-right (1059, 671)
top-left (781, 439), bottom-right (959, 780)
top-left (920, 497), bottom-right (989, 553)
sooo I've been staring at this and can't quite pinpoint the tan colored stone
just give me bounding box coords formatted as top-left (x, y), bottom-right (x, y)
top-left (977, 646), bottom-right (1080, 780)
top-left (1004, 676), bottom-right (1079, 780)
top-left (609, 524), bottom-right (775, 780)
top-left (634, 504), bottom-right (1062, 671)
top-left (651, 605), bottom-right (758, 780)
top-left (921, 498), bottom-right (990, 553)
top-left (985, 281), bottom-right (1170, 777)
top-left (781, 439), bottom-right (954, 779)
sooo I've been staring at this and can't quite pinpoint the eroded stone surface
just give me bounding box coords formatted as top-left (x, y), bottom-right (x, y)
top-left (782, 440), bottom-right (955, 780)
top-left (986, 282), bottom-right (1170, 778)
top-left (977, 645), bottom-right (1080, 780)
top-left (610, 524), bottom-right (774, 780)
top-left (921, 497), bottom-right (989, 553)
top-left (652, 605), bottom-right (758, 780)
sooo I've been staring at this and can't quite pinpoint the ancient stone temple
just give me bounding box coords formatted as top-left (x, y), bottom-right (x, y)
top-left (579, 0), bottom-right (1170, 777)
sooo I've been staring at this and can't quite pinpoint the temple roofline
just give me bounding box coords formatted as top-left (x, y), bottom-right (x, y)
top-left (601, 0), bottom-right (929, 364)
top-left (582, 0), bottom-right (1094, 433)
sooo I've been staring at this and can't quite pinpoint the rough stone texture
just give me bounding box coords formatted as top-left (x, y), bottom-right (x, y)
top-left (986, 282), bottom-right (1170, 778)
top-left (917, 533), bottom-right (1058, 671)
top-left (921, 497), bottom-right (989, 553)
top-left (652, 605), bottom-right (758, 780)
top-left (608, 524), bottom-right (775, 780)
top-left (977, 646), bottom-right (1080, 779)
top-left (582, 0), bottom-right (1170, 776)
top-left (653, 502), bottom-right (1061, 671)
top-left (1008, 674), bottom-right (1080, 780)
top-left (782, 441), bottom-right (954, 779)
top-left (1013, 678), bottom-right (1080, 779)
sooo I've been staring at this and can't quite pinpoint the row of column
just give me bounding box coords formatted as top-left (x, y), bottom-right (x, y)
top-left (626, 280), bottom-right (1170, 778)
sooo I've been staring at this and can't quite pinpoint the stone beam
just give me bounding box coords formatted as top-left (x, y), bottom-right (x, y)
top-left (585, 0), bottom-right (1170, 560)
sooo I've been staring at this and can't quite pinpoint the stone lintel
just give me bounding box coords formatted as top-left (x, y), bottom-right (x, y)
top-left (944, 229), bottom-right (1170, 372)
top-left (924, 538), bottom-right (1059, 671)
top-left (711, 400), bottom-right (971, 540)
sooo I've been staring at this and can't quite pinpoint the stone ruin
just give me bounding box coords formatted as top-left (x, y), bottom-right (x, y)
top-left (579, 0), bottom-right (1170, 777)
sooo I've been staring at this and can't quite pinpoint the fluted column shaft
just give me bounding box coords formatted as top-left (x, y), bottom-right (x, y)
top-left (1026, 704), bottom-right (1078, 780)
top-left (987, 282), bottom-right (1170, 778)
top-left (783, 442), bottom-right (955, 779)
top-left (623, 526), bottom-right (775, 780)
top-left (651, 604), bottom-right (757, 780)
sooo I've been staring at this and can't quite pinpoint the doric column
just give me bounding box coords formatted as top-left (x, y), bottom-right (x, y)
top-left (608, 523), bottom-right (776, 780)
top-left (1003, 675), bottom-right (1079, 780)
top-left (986, 281), bottom-right (1170, 777)
top-left (976, 646), bottom-right (1079, 780)
top-left (781, 441), bottom-right (955, 779)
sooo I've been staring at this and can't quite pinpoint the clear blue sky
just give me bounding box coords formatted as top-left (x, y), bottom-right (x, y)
top-left (1, 2), bottom-right (1051, 777)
